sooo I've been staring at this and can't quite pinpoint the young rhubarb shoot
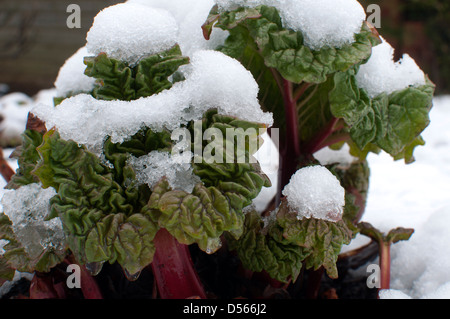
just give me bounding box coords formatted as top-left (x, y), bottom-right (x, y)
top-left (358, 222), bottom-right (414, 290)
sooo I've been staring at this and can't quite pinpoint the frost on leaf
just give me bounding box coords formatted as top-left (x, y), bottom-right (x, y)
top-left (0, 184), bottom-right (67, 276)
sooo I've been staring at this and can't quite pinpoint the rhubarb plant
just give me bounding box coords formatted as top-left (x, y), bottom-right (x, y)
top-left (0, 0), bottom-right (435, 299)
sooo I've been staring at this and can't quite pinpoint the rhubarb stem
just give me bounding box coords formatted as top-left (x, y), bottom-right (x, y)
top-left (278, 79), bottom-right (301, 203)
top-left (379, 242), bottom-right (391, 290)
top-left (66, 254), bottom-right (103, 299)
top-left (151, 228), bottom-right (207, 299)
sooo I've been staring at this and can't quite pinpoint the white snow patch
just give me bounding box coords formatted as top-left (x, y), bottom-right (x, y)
top-left (356, 38), bottom-right (426, 98)
top-left (1, 183), bottom-right (66, 260)
top-left (128, 150), bottom-right (201, 192)
top-left (214, 0), bottom-right (366, 50)
top-left (313, 143), bottom-right (358, 167)
top-left (282, 165), bottom-right (345, 222)
top-left (378, 289), bottom-right (412, 299)
top-left (86, 3), bottom-right (179, 66)
top-left (252, 132), bottom-right (279, 213)
top-left (54, 46), bottom-right (96, 97)
top-left (127, 0), bottom-right (229, 57)
top-left (0, 93), bottom-right (32, 144)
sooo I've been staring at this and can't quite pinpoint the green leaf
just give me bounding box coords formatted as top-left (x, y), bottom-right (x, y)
top-left (376, 80), bottom-right (434, 157)
top-left (85, 213), bottom-right (158, 276)
top-left (330, 70), bottom-right (434, 161)
top-left (358, 222), bottom-right (414, 245)
top-left (212, 5), bottom-right (380, 84)
top-left (146, 110), bottom-right (271, 253)
top-left (148, 179), bottom-right (243, 253)
top-left (329, 69), bottom-right (388, 150)
top-left (6, 129), bottom-right (43, 189)
top-left (135, 45), bottom-right (189, 98)
top-left (33, 130), bottom-right (135, 264)
top-left (84, 45), bottom-right (189, 101)
top-left (276, 200), bottom-right (353, 279)
top-left (226, 210), bottom-right (304, 283)
top-left (84, 53), bottom-right (136, 101)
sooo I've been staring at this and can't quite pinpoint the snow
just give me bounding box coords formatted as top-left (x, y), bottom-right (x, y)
top-left (356, 38), bottom-right (426, 98)
top-left (1, 183), bottom-right (66, 260)
top-left (214, 0), bottom-right (366, 50)
top-left (354, 95), bottom-right (450, 299)
top-left (252, 131), bottom-right (279, 213)
top-left (128, 150), bottom-right (201, 192)
top-left (1, 90), bottom-right (450, 298)
top-left (282, 165), bottom-right (346, 222)
top-left (378, 289), bottom-right (412, 299)
top-left (32, 50), bottom-right (273, 156)
top-left (54, 46), bottom-right (96, 97)
top-left (0, 93), bottom-right (33, 146)
top-left (127, 0), bottom-right (229, 57)
top-left (86, 3), bottom-right (179, 66)
top-left (313, 143), bottom-right (358, 167)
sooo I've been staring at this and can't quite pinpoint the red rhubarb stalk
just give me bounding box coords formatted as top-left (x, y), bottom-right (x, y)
top-left (379, 242), bottom-right (391, 290)
top-left (151, 228), bottom-right (207, 299)
top-left (279, 79), bottom-right (301, 197)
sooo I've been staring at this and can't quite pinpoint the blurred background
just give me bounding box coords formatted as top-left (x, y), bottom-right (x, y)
top-left (0, 0), bottom-right (122, 96)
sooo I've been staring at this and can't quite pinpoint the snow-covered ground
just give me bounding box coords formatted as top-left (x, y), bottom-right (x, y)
top-left (0, 90), bottom-right (449, 299)
top-left (363, 95), bottom-right (450, 299)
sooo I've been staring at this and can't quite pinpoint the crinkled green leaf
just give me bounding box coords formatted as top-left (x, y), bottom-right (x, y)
top-left (376, 79), bottom-right (435, 157)
top-left (330, 69), bottom-right (434, 161)
top-left (135, 45), bottom-right (189, 98)
top-left (329, 69), bottom-right (388, 150)
top-left (84, 45), bottom-right (189, 101)
top-left (208, 5), bottom-right (380, 84)
top-left (33, 130), bottom-right (135, 264)
top-left (276, 200), bottom-right (353, 279)
top-left (148, 179), bottom-right (242, 253)
top-left (146, 110), bottom-right (271, 253)
top-left (6, 129), bottom-right (43, 189)
top-left (84, 53), bottom-right (136, 101)
top-left (227, 210), bottom-right (304, 283)
top-left (85, 213), bottom-right (157, 276)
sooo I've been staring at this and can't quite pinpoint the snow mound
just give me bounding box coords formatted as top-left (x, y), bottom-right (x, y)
top-left (356, 38), bottom-right (426, 98)
top-left (54, 46), bottom-right (96, 97)
top-left (215, 0), bottom-right (366, 50)
top-left (388, 207), bottom-right (450, 298)
top-left (282, 165), bottom-right (345, 222)
top-left (86, 3), bottom-right (179, 66)
top-left (32, 50), bottom-right (273, 155)
top-left (127, 0), bottom-right (229, 57)
top-left (0, 93), bottom-right (32, 146)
